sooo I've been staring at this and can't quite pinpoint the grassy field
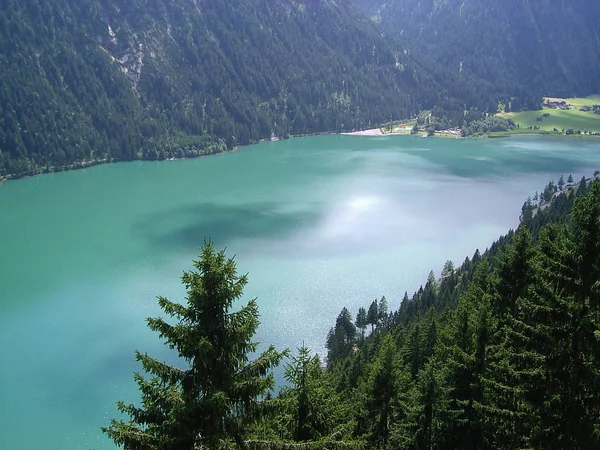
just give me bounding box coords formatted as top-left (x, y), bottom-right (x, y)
top-left (549, 95), bottom-right (600, 107)
top-left (498, 96), bottom-right (600, 133)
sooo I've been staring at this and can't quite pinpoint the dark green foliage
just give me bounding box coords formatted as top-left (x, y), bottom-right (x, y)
top-left (356, 0), bottom-right (600, 102)
top-left (277, 347), bottom-right (347, 443)
top-left (441, 288), bottom-right (491, 449)
top-left (362, 335), bottom-right (410, 448)
top-left (326, 307), bottom-right (357, 365)
top-left (102, 177), bottom-right (600, 448)
top-left (377, 296), bottom-right (389, 330)
top-left (494, 227), bottom-right (535, 318)
top-left (355, 307), bottom-right (367, 340)
top-left (102, 242), bottom-right (286, 449)
top-left (461, 116), bottom-right (516, 137)
top-left (367, 300), bottom-right (378, 333)
top-left (0, 0), bottom-right (428, 178)
top-left (309, 177), bottom-right (600, 449)
top-left (407, 358), bottom-right (449, 450)
top-left (519, 183), bottom-right (600, 448)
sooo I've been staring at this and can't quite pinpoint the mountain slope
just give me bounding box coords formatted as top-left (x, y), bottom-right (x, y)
top-left (0, 0), bottom-right (431, 178)
top-left (354, 0), bottom-right (600, 102)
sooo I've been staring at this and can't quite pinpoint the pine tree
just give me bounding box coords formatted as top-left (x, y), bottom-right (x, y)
top-left (355, 307), bottom-right (368, 340)
top-left (407, 357), bottom-right (449, 450)
top-left (521, 183), bottom-right (600, 448)
top-left (495, 226), bottom-right (536, 319)
top-left (378, 296), bottom-right (389, 330)
top-left (102, 242), bottom-right (286, 449)
top-left (326, 307), bottom-right (357, 364)
top-left (422, 271), bottom-right (438, 309)
top-left (578, 176), bottom-right (588, 196)
top-left (367, 300), bottom-right (379, 333)
top-left (363, 335), bottom-right (411, 449)
top-left (478, 231), bottom-right (538, 449)
top-left (442, 285), bottom-right (491, 449)
top-left (280, 347), bottom-right (339, 442)
top-left (484, 184), bottom-right (600, 448)
top-left (404, 322), bottom-right (422, 380)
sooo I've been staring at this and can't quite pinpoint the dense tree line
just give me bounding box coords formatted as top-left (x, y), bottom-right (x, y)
top-left (461, 116), bottom-right (516, 137)
top-left (3, 0), bottom-right (596, 179)
top-left (104, 177), bottom-right (600, 448)
top-left (0, 0), bottom-right (438, 179)
top-left (354, 0), bottom-right (600, 110)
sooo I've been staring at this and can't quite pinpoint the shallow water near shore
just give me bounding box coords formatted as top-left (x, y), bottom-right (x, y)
top-left (1, 134), bottom-right (598, 449)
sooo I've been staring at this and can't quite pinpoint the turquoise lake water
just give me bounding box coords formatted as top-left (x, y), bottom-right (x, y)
top-left (0, 134), bottom-right (598, 449)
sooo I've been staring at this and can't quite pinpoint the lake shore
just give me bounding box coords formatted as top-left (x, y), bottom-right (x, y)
top-left (2, 128), bottom-right (598, 185)
top-left (342, 128), bottom-right (384, 136)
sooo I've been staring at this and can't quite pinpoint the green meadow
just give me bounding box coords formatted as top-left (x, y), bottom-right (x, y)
top-left (560, 95), bottom-right (600, 107)
top-left (498, 96), bottom-right (600, 133)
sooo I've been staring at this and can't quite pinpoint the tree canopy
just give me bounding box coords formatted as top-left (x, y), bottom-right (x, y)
top-left (102, 242), bottom-right (286, 449)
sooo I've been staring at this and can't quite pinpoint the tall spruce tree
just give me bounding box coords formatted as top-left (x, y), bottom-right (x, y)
top-left (407, 357), bottom-right (449, 450)
top-left (355, 307), bottom-right (368, 341)
top-left (442, 284), bottom-right (492, 450)
top-left (495, 226), bottom-right (536, 319)
top-left (520, 183), bottom-right (600, 448)
top-left (326, 307), bottom-right (357, 364)
top-left (280, 347), bottom-right (338, 442)
top-left (480, 229), bottom-right (538, 449)
top-left (102, 242), bottom-right (286, 449)
top-left (367, 300), bottom-right (379, 333)
top-left (378, 296), bottom-right (389, 331)
top-left (362, 334), bottom-right (409, 448)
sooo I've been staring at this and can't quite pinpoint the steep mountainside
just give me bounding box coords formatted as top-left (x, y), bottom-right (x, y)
top-left (355, 0), bottom-right (600, 102)
top-left (0, 0), bottom-right (434, 178)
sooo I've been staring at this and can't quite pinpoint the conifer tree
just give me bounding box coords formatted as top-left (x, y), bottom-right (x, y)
top-left (359, 335), bottom-right (411, 449)
top-left (407, 357), bottom-right (449, 450)
top-left (478, 232), bottom-right (537, 449)
top-left (495, 226), bottom-right (535, 318)
top-left (519, 183), bottom-right (600, 448)
top-left (102, 242), bottom-right (286, 449)
top-left (281, 347), bottom-right (337, 442)
top-left (367, 300), bottom-right (378, 333)
top-left (355, 307), bottom-right (368, 340)
top-left (326, 307), bottom-right (357, 364)
top-left (378, 296), bottom-right (389, 330)
top-left (442, 286), bottom-right (491, 449)
top-left (404, 322), bottom-right (422, 380)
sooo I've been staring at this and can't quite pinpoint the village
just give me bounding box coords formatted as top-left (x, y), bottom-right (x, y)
top-left (544, 98), bottom-right (600, 114)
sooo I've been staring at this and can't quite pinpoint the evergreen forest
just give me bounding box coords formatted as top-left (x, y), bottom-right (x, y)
top-left (0, 0), bottom-right (435, 178)
top-left (355, 0), bottom-right (600, 104)
top-left (4, 0), bottom-right (598, 179)
top-left (104, 177), bottom-right (600, 449)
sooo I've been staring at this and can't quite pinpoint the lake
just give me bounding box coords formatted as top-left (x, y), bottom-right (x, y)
top-left (0, 134), bottom-right (598, 449)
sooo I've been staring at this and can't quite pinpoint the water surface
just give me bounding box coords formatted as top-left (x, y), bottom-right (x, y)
top-left (0, 134), bottom-right (598, 449)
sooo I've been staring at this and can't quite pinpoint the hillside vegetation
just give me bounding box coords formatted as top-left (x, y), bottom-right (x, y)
top-left (499, 96), bottom-right (600, 134)
top-left (355, 0), bottom-right (600, 103)
top-left (0, 0), bottom-right (435, 178)
top-left (3, 0), bottom-right (598, 179)
top-left (105, 177), bottom-right (600, 449)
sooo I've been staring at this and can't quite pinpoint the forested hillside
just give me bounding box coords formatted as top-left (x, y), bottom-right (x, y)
top-left (0, 0), bottom-right (434, 178)
top-left (105, 177), bottom-right (600, 448)
top-left (355, 0), bottom-right (600, 105)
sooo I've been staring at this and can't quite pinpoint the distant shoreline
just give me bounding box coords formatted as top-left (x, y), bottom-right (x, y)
top-left (2, 129), bottom-right (597, 185)
top-left (342, 128), bottom-right (384, 136)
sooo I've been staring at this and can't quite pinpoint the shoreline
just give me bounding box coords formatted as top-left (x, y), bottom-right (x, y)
top-left (2, 129), bottom-right (598, 185)
top-left (341, 128), bottom-right (384, 136)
